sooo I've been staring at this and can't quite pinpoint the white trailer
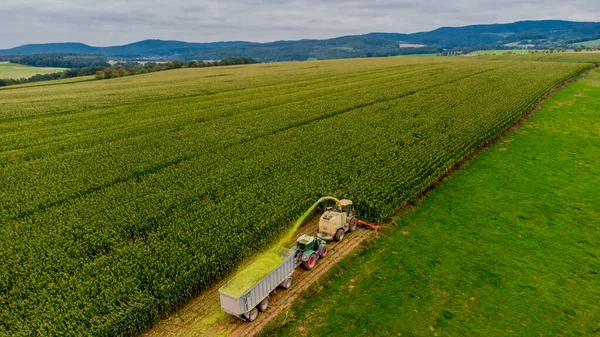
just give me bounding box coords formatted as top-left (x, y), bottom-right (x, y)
top-left (219, 249), bottom-right (295, 321)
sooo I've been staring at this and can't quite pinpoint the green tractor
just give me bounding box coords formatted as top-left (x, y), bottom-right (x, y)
top-left (291, 234), bottom-right (328, 270)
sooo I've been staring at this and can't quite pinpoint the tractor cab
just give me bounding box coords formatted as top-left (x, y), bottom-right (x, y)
top-left (295, 234), bottom-right (319, 251)
top-left (292, 234), bottom-right (327, 270)
top-left (295, 234), bottom-right (311, 251)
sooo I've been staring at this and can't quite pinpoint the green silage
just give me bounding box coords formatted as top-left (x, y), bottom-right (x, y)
top-left (221, 198), bottom-right (323, 297)
top-left (272, 199), bottom-right (322, 253)
top-left (221, 252), bottom-right (284, 297)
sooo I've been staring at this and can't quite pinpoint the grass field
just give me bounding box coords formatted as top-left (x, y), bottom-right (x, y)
top-left (477, 52), bottom-right (600, 64)
top-left (469, 49), bottom-right (543, 55)
top-left (0, 75), bottom-right (95, 90)
top-left (0, 56), bottom-right (594, 336)
top-left (266, 69), bottom-right (600, 337)
top-left (397, 53), bottom-right (439, 57)
top-left (0, 62), bottom-right (66, 79)
top-left (576, 39), bottom-right (600, 47)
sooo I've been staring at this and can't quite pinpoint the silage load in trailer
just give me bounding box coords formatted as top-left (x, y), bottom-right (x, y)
top-left (221, 252), bottom-right (285, 297)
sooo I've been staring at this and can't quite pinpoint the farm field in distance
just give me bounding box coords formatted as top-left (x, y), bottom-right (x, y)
top-left (0, 62), bottom-right (66, 79)
top-left (477, 52), bottom-right (600, 64)
top-left (468, 49), bottom-right (543, 55)
top-left (0, 56), bottom-right (594, 336)
top-left (577, 39), bottom-right (600, 47)
top-left (266, 69), bottom-right (600, 337)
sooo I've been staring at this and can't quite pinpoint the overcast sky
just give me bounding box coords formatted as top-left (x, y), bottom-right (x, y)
top-left (1, 0), bottom-right (598, 49)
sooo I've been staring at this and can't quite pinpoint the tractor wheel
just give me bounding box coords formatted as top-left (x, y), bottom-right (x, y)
top-left (258, 297), bottom-right (269, 312)
top-left (334, 228), bottom-right (345, 242)
top-left (280, 277), bottom-right (292, 289)
top-left (319, 244), bottom-right (328, 258)
top-left (245, 307), bottom-right (259, 322)
top-left (348, 217), bottom-right (358, 232)
top-left (303, 253), bottom-right (317, 270)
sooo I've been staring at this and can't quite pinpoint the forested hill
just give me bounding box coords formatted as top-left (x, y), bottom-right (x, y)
top-left (0, 40), bottom-right (256, 57)
top-left (1, 20), bottom-right (599, 61)
top-left (368, 20), bottom-right (600, 47)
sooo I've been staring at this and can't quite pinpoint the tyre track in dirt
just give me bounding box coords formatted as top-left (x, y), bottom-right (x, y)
top-left (141, 216), bottom-right (378, 337)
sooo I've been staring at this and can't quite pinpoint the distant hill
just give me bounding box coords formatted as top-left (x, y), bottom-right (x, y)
top-left (1, 20), bottom-right (599, 61)
top-left (178, 36), bottom-right (439, 62)
top-left (0, 40), bottom-right (256, 57)
top-left (0, 42), bottom-right (99, 55)
top-left (393, 20), bottom-right (600, 47)
top-left (98, 40), bottom-right (256, 57)
top-left (178, 20), bottom-right (600, 61)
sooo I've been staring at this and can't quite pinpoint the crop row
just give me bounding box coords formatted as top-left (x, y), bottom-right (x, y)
top-left (479, 52), bottom-right (600, 64)
top-left (0, 57), bottom-right (591, 336)
top-left (0, 57), bottom-right (466, 119)
top-left (0, 61), bottom-right (505, 221)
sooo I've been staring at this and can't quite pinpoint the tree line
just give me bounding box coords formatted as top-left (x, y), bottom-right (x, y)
top-left (0, 54), bottom-right (110, 68)
top-left (0, 57), bottom-right (259, 87)
top-left (177, 37), bottom-right (444, 63)
top-left (0, 66), bottom-right (106, 87)
top-left (95, 57), bottom-right (259, 79)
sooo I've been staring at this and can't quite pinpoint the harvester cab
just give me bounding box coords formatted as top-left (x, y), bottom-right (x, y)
top-left (291, 234), bottom-right (327, 270)
top-left (317, 198), bottom-right (358, 242)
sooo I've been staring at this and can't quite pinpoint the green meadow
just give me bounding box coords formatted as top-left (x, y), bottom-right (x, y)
top-left (577, 39), bottom-right (600, 47)
top-left (268, 69), bottom-right (600, 337)
top-left (0, 62), bottom-right (66, 79)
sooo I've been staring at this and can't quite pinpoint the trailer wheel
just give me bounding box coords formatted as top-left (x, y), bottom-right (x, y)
top-left (334, 228), bottom-right (345, 242)
top-left (281, 277), bottom-right (292, 289)
top-left (303, 253), bottom-right (317, 270)
top-left (245, 307), bottom-right (259, 322)
top-left (258, 297), bottom-right (269, 312)
top-left (348, 217), bottom-right (358, 232)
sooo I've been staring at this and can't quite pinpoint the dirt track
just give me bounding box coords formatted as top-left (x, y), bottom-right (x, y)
top-left (141, 216), bottom-right (378, 337)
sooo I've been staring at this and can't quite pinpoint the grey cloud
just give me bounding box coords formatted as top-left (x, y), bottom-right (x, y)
top-left (0, 0), bottom-right (599, 48)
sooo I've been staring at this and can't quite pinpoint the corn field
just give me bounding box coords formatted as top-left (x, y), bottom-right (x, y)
top-left (0, 57), bottom-right (592, 336)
